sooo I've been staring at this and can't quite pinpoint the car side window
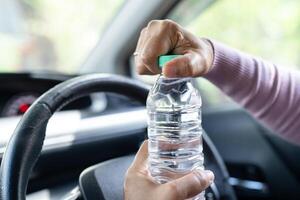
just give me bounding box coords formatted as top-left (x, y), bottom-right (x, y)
top-left (166, 0), bottom-right (300, 108)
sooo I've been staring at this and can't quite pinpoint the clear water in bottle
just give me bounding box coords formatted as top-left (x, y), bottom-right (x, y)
top-left (147, 71), bottom-right (205, 200)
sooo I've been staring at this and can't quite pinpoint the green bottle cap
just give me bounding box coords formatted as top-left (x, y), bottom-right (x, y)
top-left (158, 55), bottom-right (179, 68)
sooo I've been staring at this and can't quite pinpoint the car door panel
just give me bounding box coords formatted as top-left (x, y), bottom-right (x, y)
top-left (202, 108), bottom-right (300, 200)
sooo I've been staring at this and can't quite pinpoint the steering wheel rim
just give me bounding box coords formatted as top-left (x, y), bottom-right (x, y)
top-left (0, 74), bottom-right (235, 200)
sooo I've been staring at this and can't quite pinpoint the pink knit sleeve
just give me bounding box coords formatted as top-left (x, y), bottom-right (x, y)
top-left (204, 40), bottom-right (300, 145)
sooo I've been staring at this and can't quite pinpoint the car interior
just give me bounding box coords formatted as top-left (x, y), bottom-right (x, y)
top-left (0, 0), bottom-right (300, 200)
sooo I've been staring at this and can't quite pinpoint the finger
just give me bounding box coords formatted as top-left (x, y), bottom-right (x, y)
top-left (136, 64), bottom-right (155, 75)
top-left (135, 28), bottom-right (147, 53)
top-left (136, 55), bottom-right (154, 75)
top-left (140, 36), bottom-right (170, 74)
top-left (165, 170), bottom-right (214, 199)
top-left (129, 140), bottom-right (148, 170)
top-left (135, 29), bottom-right (154, 75)
top-left (136, 56), bottom-right (155, 75)
top-left (135, 20), bottom-right (181, 75)
top-left (162, 53), bottom-right (207, 78)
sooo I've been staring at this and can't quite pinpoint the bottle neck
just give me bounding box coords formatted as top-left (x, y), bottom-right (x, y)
top-left (157, 75), bottom-right (192, 83)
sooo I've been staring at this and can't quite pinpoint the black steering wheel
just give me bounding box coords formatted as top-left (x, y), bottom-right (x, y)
top-left (0, 74), bottom-right (236, 200)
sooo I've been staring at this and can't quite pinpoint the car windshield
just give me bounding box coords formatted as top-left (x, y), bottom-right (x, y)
top-left (0, 0), bottom-right (123, 74)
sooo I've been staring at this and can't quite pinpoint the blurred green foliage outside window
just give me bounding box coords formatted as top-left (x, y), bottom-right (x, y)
top-left (0, 0), bottom-right (123, 74)
top-left (170, 0), bottom-right (300, 108)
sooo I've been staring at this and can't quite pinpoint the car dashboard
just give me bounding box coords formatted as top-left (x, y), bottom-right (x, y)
top-left (0, 73), bottom-right (92, 118)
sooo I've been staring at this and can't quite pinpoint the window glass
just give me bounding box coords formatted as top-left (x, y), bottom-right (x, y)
top-left (0, 0), bottom-right (123, 74)
top-left (167, 0), bottom-right (300, 107)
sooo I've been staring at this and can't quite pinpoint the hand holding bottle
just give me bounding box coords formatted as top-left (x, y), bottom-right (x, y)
top-left (124, 141), bottom-right (214, 200)
top-left (125, 19), bottom-right (215, 200)
top-left (134, 19), bottom-right (213, 77)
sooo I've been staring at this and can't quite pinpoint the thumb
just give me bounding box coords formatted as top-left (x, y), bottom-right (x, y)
top-left (162, 53), bottom-right (208, 78)
top-left (128, 140), bottom-right (148, 171)
top-left (165, 170), bottom-right (214, 199)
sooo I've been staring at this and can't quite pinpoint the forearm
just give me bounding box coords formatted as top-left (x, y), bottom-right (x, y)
top-left (205, 40), bottom-right (300, 144)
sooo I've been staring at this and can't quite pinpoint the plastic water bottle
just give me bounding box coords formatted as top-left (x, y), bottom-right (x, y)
top-left (147, 55), bottom-right (205, 200)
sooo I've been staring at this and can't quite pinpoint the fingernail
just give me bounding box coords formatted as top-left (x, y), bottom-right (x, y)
top-left (204, 170), bottom-right (214, 183)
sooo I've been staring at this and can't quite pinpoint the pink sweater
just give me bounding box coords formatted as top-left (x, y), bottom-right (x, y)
top-left (205, 41), bottom-right (300, 145)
